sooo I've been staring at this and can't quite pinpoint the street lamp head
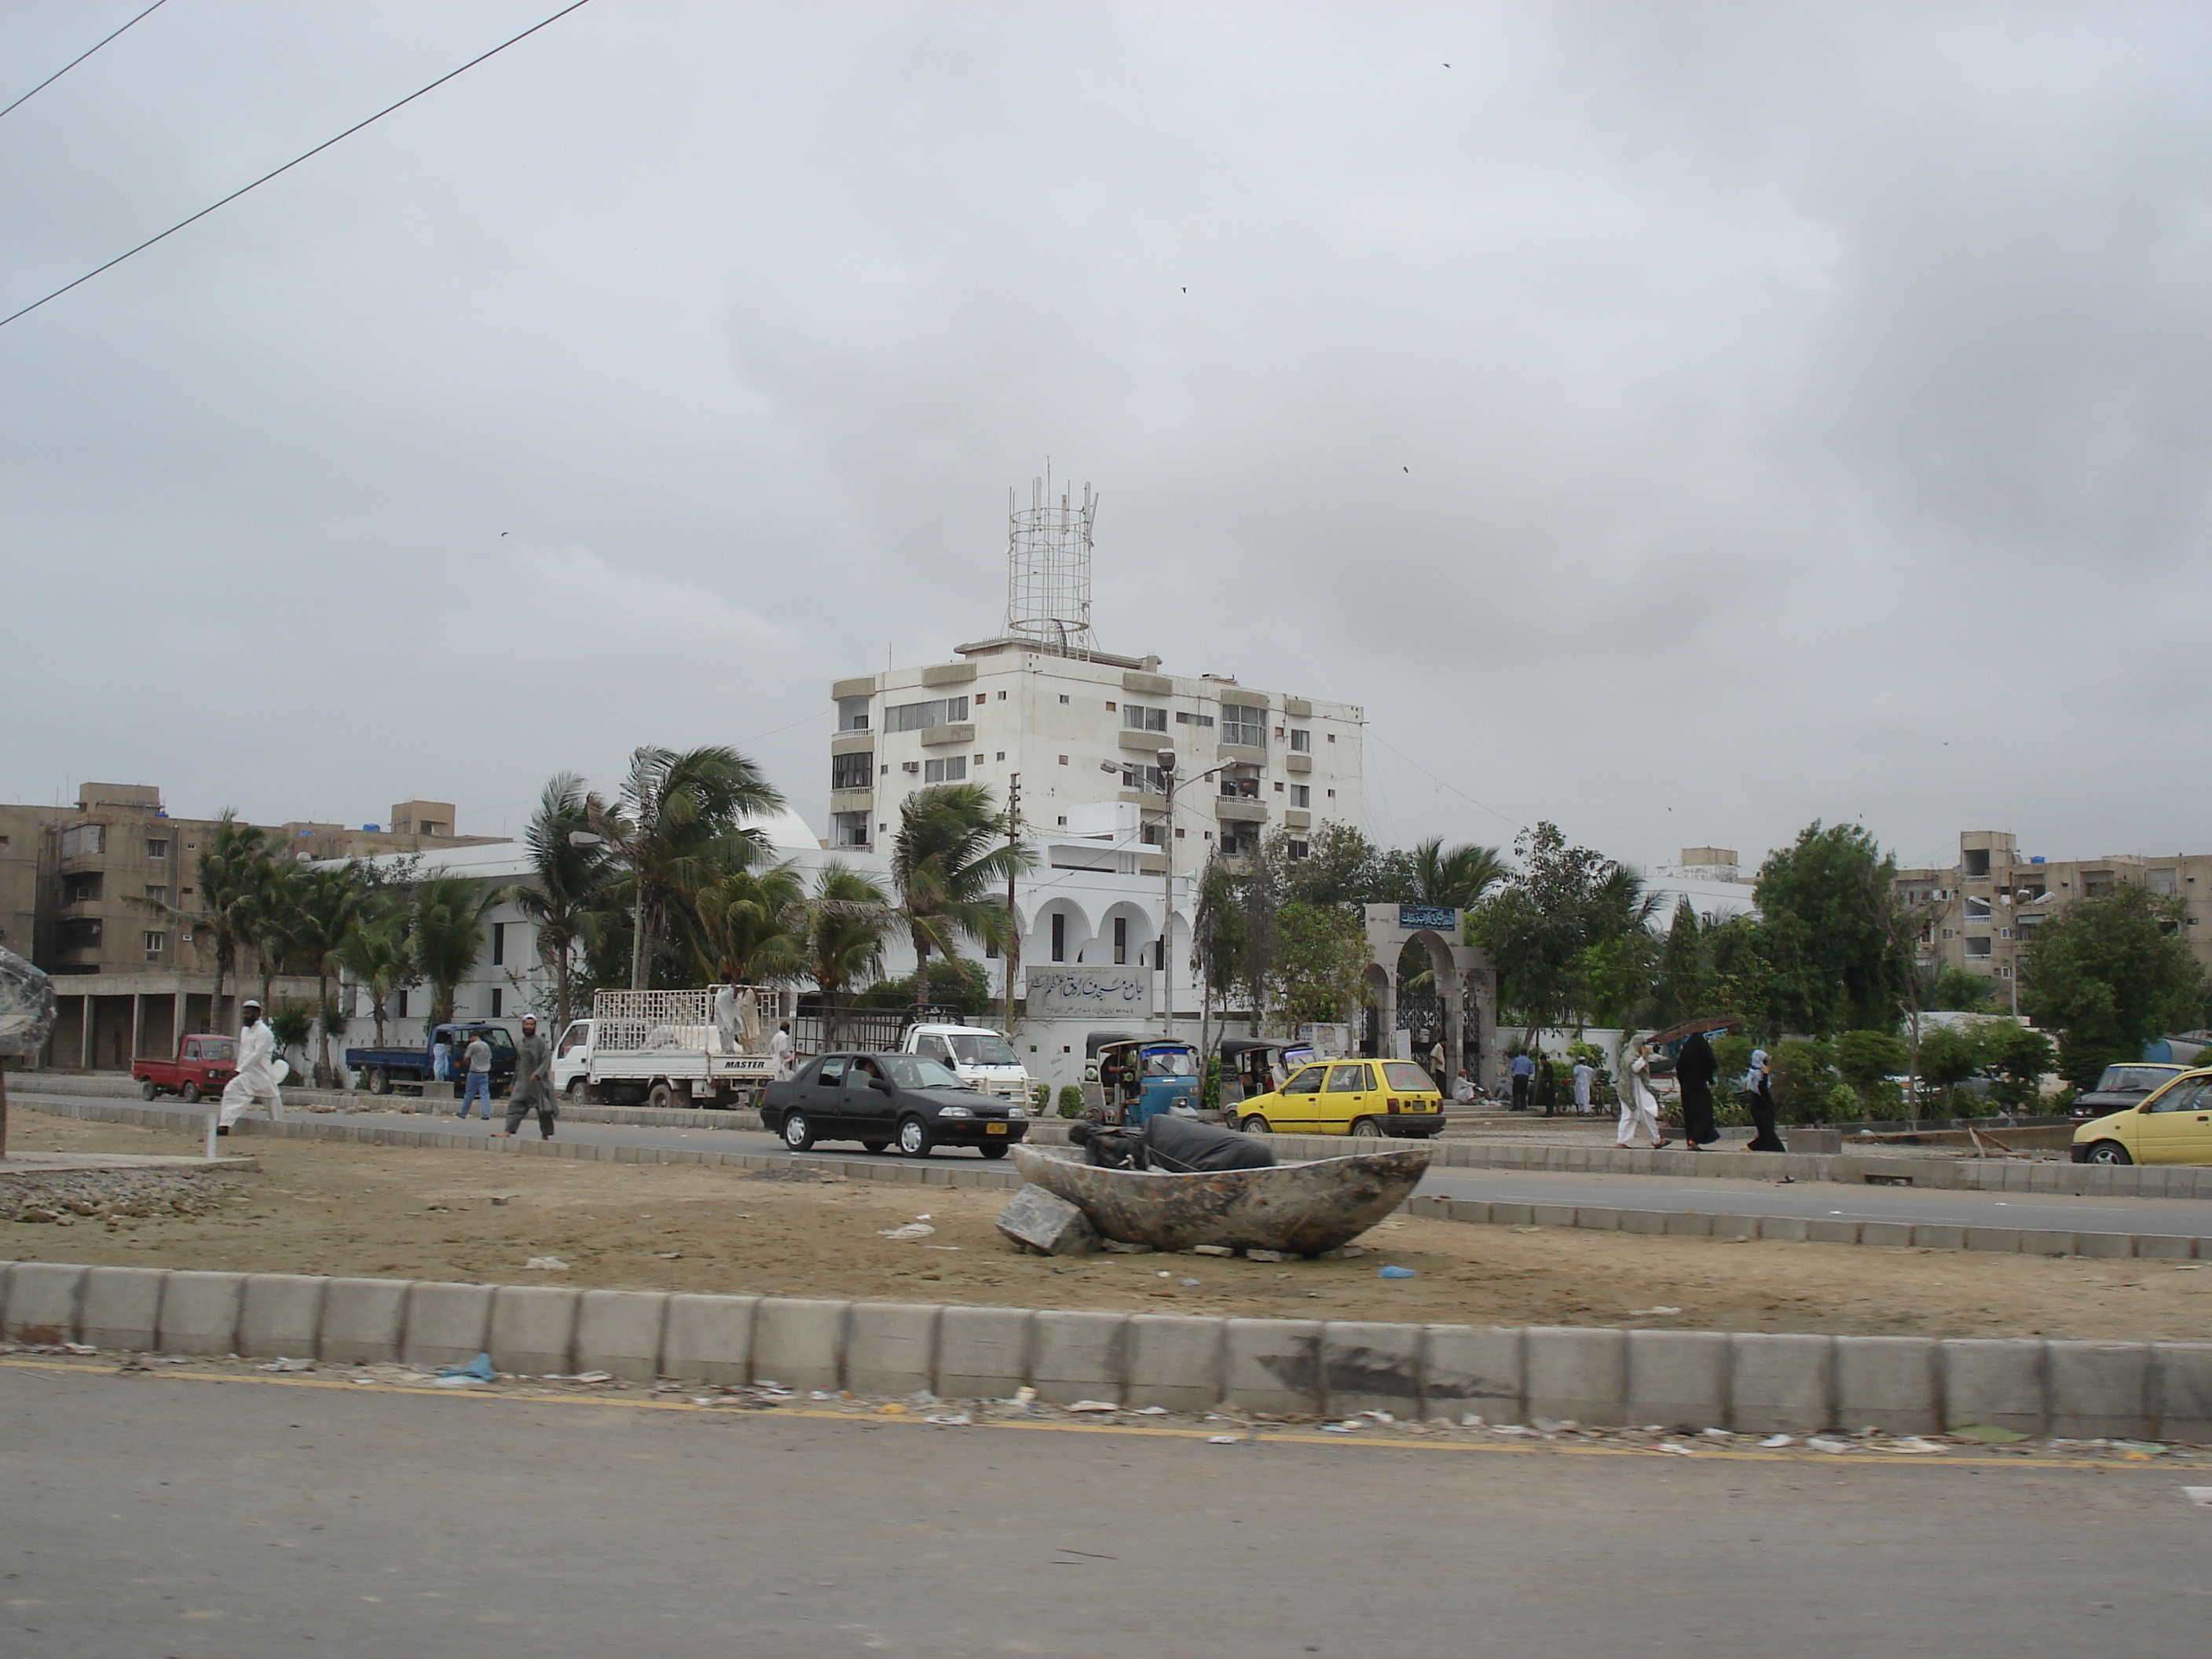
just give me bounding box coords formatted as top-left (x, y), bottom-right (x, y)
top-left (1099, 761), bottom-right (1120, 775)
top-left (1155, 749), bottom-right (1176, 775)
top-left (567, 830), bottom-right (607, 848)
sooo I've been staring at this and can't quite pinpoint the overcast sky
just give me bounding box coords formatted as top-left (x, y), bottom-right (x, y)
top-left (3, 1), bottom-right (2207, 878)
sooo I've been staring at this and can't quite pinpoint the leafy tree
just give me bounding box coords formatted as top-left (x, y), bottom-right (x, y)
top-left (412, 875), bottom-right (495, 1027)
top-left (243, 855), bottom-right (305, 1012)
top-left (1768, 1038), bottom-right (1840, 1122)
top-left (1915, 1024), bottom-right (1983, 1092)
top-left (1470, 822), bottom-right (1648, 1033)
top-left (279, 862), bottom-right (370, 1083)
top-left (689, 851), bottom-right (808, 987)
top-left (1926, 965), bottom-right (1995, 1012)
top-left (336, 906), bottom-right (415, 1046)
top-left (267, 1001), bottom-right (313, 1070)
top-left (1835, 1029), bottom-right (1909, 1089)
top-left (862, 958), bottom-right (994, 1016)
top-left (1981, 1023), bottom-right (2057, 1110)
top-left (2021, 885), bottom-right (2207, 1087)
top-left (504, 772), bottom-right (613, 1034)
top-left (1270, 903), bottom-right (1370, 1024)
top-left (1399, 837), bottom-right (1508, 910)
top-left (803, 862), bottom-right (892, 1044)
top-left (1752, 822), bottom-right (1904, 1036)
top-left (152, 813), bottom-right (270, 1025)
top-left (1712, 1031), bottom-right (1752, 1084)
top-left (1276, 822), bottom-right (1387, 909)
top-left (889, 783), bottom-right (1034, 1016)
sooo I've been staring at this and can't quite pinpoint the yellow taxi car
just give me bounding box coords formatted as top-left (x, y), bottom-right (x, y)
top-left (1233, 1058), bottom-right (1445, 1139)
top-left (2072, 1068), bottom-right (2212, 1166)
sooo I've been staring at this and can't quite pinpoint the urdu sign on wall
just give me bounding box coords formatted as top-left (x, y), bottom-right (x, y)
top-left (1397, 905), bottom-right (1459, 933)
top-left (1023, 968), bottom-right (1154, 1020)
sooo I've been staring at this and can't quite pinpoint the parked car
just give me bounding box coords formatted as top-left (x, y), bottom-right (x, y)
top-left (2072, 1068), bottom-right (2212, 1165)
top-left (2068, 1062), bottom-right (2189, 1122)
top-left (760, 1050), bottom-right (1031, 1158)
top-left (1232, 1058), bottom-right (1445, 1139)
top-left (132, 1034), bottom-right (237, 1102)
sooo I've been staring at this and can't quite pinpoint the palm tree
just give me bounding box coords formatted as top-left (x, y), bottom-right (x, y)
top-left (337, 906), bottom-right (415, 1046)
top-left (803, 862), bottom-right (892, 1045)
top-left (412, 875), bottom-right (496, 1027)
top-left (1407, 837), bottom-right (1508, 910)
top-left (502, 773), bottom-right (613, 1033)
top-left (888, 784), bottom-right (1035, 1016)
top-left (174, 813), bottom-right (270, 1030)
top-left (280, 862), bottom-right (370, 1083)
top-left (690, 848), bottom-right (808, 987)
top-left (591, 745), bottom-right (785, 991)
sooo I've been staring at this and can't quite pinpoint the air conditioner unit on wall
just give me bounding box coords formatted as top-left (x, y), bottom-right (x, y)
top-left (902, 761), bottom-right (921, 774)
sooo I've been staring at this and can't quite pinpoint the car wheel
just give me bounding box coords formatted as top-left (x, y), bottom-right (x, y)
top-left (978, 1142), bottom-right (1009, 1159)
top-left (1241, 1115), bottom-right (1272, 1134)
top-left (566, 1077), bottom-right (590, 1104)
top-left (859, 1140), bottom-right (889, 1155)
top-left (366, 1067), bottom-right (390, 1096)
top-left (781, 1110), bottom-right (816, 1152)
top-left (897, 1115), bottom-right (934, 1158)
top-left (139, 1079), bottom-right (157, 1100)
top-left (181, 1082), bottom-right (201, 1104)
top-left (1350, 1116), bottom-right (1382, 1138)
top-left (2085, 1141), bottom-right (2133, 1166)
top-left (646, 1082), bottom-right (676, 1111)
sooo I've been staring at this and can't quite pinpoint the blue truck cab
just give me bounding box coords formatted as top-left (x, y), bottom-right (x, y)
top-left (346, 1022), bottom-right (518, 1097)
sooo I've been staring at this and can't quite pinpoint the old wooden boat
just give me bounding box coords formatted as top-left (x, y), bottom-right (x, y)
top-left (1009, 1142), bottom-right (1431, 1255)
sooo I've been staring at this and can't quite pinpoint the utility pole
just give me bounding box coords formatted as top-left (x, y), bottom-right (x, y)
top-left (1158, 754), bottom-right (1177, 1042)
top-left (1002, 774), bottom-right (1022, 1038)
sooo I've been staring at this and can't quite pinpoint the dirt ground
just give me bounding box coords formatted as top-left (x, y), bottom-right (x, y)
top-left (7, 1111), bottom-right (2211, 1342)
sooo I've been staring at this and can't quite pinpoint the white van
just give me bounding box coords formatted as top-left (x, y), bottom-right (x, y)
top-left (900, 1024), bottom-right (1035, 1102)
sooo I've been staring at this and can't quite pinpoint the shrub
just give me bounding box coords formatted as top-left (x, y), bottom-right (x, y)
top-left (1983, 1024), bottom-right (2057, 1111)
top-left (1056, 1084), bottom-right (1085, 1118)
top-left (1770, 1039), bottom-right (1840, 1122)
top-left (1712, 1033), bottom-right (1752, 1086)
top-left (1033, 1082), bottom-right (1049, 1111)
top-left (1835, 1030), bottom-right (1909, 1089)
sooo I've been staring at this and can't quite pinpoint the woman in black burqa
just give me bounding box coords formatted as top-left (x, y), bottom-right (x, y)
top-left (1675, 1030), bottom-right (1719, 1151)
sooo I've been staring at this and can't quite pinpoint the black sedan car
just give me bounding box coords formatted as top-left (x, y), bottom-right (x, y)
top-left (760, 1051), bottom-right (1032, 1158)
top-left (2068, 1062), bottom-right (2189, 1121)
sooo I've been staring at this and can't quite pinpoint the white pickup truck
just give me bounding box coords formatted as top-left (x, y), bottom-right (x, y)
top-left (899, 1022), bottom-right (1035, 1103)
top-left (552, 987), bottom-right (779, 1109)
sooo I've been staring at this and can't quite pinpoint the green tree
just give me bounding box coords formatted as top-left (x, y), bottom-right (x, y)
top-left (1470, 822), bottom-right (1650, 1033)
top-left (1752, 822), bottom-right (1904, 1036)
top-left (243, 855), bottom-right (306, 1013)
top-left (1401, 836), bottom-right (1508, 910)
top-left (1270, 903), bottom-right (1371, 1024)
top-left (803, 862), bottom-right (892, 1045)
top-left (1769, 1038), bottom-right (1840, 1122)
top-left (411, 875), bottom-right (495, 1028)
top-left (336, 906), bottom-right (415, 1047)
top-left (2021, 885), bottom-right (2207, 1087)
top-left (689, 850), bottom-right (808, 987)
top-left (888, 783), bottom-right (1034, 1016)
top-left (279, 862), bottom-right (370, 1083)
top-left (150, 813), bottom-right (271, 1026)
top-left (503, 772), bottom-right (613, 1033)
top-left (1927, 965), bottom-right (1995, 1012)
top-left (1652, 898), bottom-right (1717, 1026)
top-left (1835, 1029), bottom-right (1909, 1089)
top-left (1982, 1022), bottom-right (2057, 1110)
top-left (1276, 822), bottom-right (1387, 909)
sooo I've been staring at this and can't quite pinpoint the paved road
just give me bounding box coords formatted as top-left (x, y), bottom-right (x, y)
top-left (17, 1089), bottom-right (2211, 1240)
top-left (3, 1361), bottom-right (2203, 1658)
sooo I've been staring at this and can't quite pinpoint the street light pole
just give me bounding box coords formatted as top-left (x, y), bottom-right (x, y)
top-left (1155, 750), bottom-right (1236, 1043)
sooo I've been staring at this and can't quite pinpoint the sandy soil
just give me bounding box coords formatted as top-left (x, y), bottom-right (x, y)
top-left (6, 1112), bottom-right (2210, 1342)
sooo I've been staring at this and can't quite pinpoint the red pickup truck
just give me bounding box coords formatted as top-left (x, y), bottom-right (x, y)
top-left (133, 1035), bottom-right (239, 1102)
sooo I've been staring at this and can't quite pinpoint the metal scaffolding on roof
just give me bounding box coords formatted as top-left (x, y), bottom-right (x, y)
top-left (1005, 463), bottom-right (1097, 656)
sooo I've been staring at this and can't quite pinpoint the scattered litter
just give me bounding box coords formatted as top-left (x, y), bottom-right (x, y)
top-left (756, 1379), bottom-right (786, 1390)
top-left (1067, 1401), bottom-right (1119, 1414)
top-left (1132, 1405), bottom-right (1169, 1415)
top-left (1460, 1413), bottom-right (1485, 1429)
top-left (61, 1342), bottom-right (96, 1355)
top-left (1378, 1265), bottom-right (1415, 1280)
top-left (1192, 1245), bottom-right (1234, 1257)
top-left (1531, 1418), bottom-right (1577, 1434)
top-left (1492, 1424), bottom-right (1535, 1436)
top-left (1207, 1434), bottom-right (1240, 1445)
top-left (1760, 1434), bottom-right (1795, 1448)
top-left (925, 1411), bottom-right (973, 1426)
top-left (1157, 1270), bottom-right (1173, 1279)
top-left (1013, 1387), bottom-right (1038, 1408)
top-left (440, 1353), bottom-right (497, 1382)
top-left (491, 1196), bottom-right (509, 1206)
top-left (1775, 1176), bottom-right (1796, 1185)
top-left (1627, 1306), bottom-right (1683, 1317)
top-left (1180, 1277), bottom-right (1200, 1287)
top-left (2182, 1487), bottom-right (2212, 1507)
top-left (1320, 1423), bottom-right (1358, 1434)
top-left (432, 1375), bottom-right (482, 1388)
top-left (922, 1244), bottom-right (962, 1251)
top-left (810, 1390), bottom-right (842, 1401)
top-left (1317, 1245), bottom-right (1365, 1260)
top-left (1950, 1423), bottom-right (2029, 1445)
top-left (573, 1371), bottom-right (615, 1385)
top-left (258, 1357), bottom-right (315, 1373)
top-left (1361, 1411), bottom-right (1396, 1425)
top-left (1103, 1240), bottom-right (1155, 1254)
top-left (878, 1223), bottom-right (936, 1241)
top-left (349, 1375), bottom-right (375, 1385)
top-left (1807, 1437), bottom-right (1855, 1454)
top-left (2115, 1441), bottom-right (2168, 1459)
top-left (1892, 1437), bottom-right (1946, 1454)
top-left (1511, 1226), bottom-right (1541, 1234)
top-left (690, 1397), bottom-right (714, 1406)
top-left (1657, 1443), bottom-right (1694, 1456)
top-left (915, 1214), bottom-right (931, 1221)
top-left (524, 1255), bottom-right (570, 1271)
top-left (1699, 1427), bottom-right (1731, 1439)
top-left (654, 1251), bottom-right (681, 1260)
top-left (877, 1402), bottom-right (909, 1415)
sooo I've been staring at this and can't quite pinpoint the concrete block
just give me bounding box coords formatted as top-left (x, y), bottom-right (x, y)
top-left (3, 1262), bottom-right (86, 1343)
top-left (1942, 1338), bottom-right (2046, 1435)
top-left (1756, 1216), bottom-right (1808, 1243)
top-left (489, 1285), bottom-right (580, 1376)
top-left (2151, 1343), bottom-right (2212, 1444)
top-left (1031, 1309), bottom-right (1127, 1405)
top-left (1730, 1333), bottom-right (1836, 1434)
top-left (156, 1270), bottom-right (246, 1357)
top-left (661, 1294), bottom-right (757, 1384)
top-left (2134, 1234), bottom-right (2196, 1262)
top-left (1962, 1227), bottom-right (2023, 1254)
top-left (1616, 1210), bottom-right (1668, 1236)
top-left (848, 1302), bottom-right (942, 1397)
top-left (1320, 1320), bottom-right (1423, 1417)
top-left (402, 1281), bottom-right (496, 1370)
top-left (2046, 1342), bottom-right (2152, 1440)
top-left (573, 1290), bottom-right (668, 1382)
top-left (2073, 1232), bottom-right (2136, 1260)
top-left (1126, 1314), bottom-right (1225, 1412)
top-left (752, 1297), bottom-right (848, 1392)
top-left (1662, 1213), bottom-right (1712, 1239)
top-left (1526, 1327), bottom-right (1628, 1426)
top-left (1423, 1325), bottom-right (1523, 1420)
top-left (1805, 1219), bottom-right (1860, 1246)
top-left (1445, 1199), bottom-right (1491, 1225)
top-left (994, 1185), bottom-right (1099, 1255)
top-left (1569, 1208), bottom-right (1619, 1232)
top-left (1530, 1204), bottom-right (1578, 1230)
top-left (1626, 1330), bottom-right (1730, 1430)
top-left (1488, 1203), bottom-right (1533, 1227)
top-left (2027, 1165), bottom-right (2061, 1193)
top-left (1707, 1214), bottom-right (1758, 1240)
top-left (934, 1305), bottom-right (1031, 1398)
top-left (1223, 1318), bottom-right (1322, 1415)
top-left (1910, 1225), bottom-right (1965, 1251)
top-left (1859, 1221), bottom-right (1912, 1249)
top-left (1834, 1336), bottom-right (1938, 1434)
top-left (317, 1277), bottom-right (409, 1364)
top-left (236, 1274), bottom-right (326, 1361)
top-left (79, 1266), bottom-right (165, 1351)
top-left (2018, 1230), bottom-right (2078, 1258)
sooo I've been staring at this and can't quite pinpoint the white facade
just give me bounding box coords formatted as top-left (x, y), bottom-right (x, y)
top-left (826, 637), bottom-right (1364, 866)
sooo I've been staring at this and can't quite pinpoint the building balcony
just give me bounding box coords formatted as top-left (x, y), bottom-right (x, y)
top-left (1118, 728), bottom-right (1172, 753)
top-left (1285, 753), bottom-right (1313, 775)
top-left (829, 789), bottom-right (873, 814)
top-left (1215, 742), bottom-right (1266, 767)
top-left (1216, 797), bottom-right (1269, 824)
top-left (830, 731), bottom-right (873, 756)
top-left (918, 723), bottom-right (976, 748)
top-left (1284, 809), bottom-right (1312, 830)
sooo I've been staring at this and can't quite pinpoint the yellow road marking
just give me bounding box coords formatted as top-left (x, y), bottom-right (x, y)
top-left (0, 1357), bottom-right (2172, 1474)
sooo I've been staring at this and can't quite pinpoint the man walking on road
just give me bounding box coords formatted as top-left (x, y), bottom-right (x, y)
top-left (501, 1015), bottom-right (556, 1140)
top-left (1509, 1049), bottom-right (1534, 1111)
top-left (456, 1030), bottom-right (494, 1120)
top-left (216, 998), bottom-right (285, 1134)
top-left (1571, 1055), bottom-right (1595, 1115)
top-left (770, 1020), bottom-right (795, 1080)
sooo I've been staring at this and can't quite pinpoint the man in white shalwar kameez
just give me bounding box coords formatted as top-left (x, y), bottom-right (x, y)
top-left (217, 999), bottom-right (285, 1133)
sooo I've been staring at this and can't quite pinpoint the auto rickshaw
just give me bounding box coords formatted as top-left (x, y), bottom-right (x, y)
top-left (1085, 1033), bottom-right (1201, 1126)
top-left (1215, 1038), bottom-right (1317, 1119)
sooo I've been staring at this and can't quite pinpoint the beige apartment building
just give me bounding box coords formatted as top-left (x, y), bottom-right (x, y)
top-left (1895, 830), bottom-right (2212, 1001)
top-left (0, 783), bottom-right (503, 1071)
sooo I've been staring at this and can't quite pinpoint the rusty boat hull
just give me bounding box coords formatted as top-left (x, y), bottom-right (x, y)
top-left (1009, 1142), bottom-right (1431, 1255)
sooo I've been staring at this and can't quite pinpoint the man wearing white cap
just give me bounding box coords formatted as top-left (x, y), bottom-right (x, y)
top-left (217, 998), bottom-right (286, 1133)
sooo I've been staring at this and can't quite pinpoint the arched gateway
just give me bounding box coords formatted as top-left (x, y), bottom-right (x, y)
top-left (1357, 904), bottom-right (1499, 1091)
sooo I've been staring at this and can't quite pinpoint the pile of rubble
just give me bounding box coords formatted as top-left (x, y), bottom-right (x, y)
top-left (0, 1167), bottom-right (232, 1225)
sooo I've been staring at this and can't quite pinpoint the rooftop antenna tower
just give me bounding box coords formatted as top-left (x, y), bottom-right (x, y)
top-left (1005, 461), bottom-right (1097, 656)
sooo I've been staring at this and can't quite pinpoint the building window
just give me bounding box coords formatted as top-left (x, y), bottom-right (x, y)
top-left (1121, 764), bottom-right (1163, 794)
top-left (1962, 848), bottom-right (1991, 877)
top-left (884, 696), bottom-right (969, 732)
top-left (1058, 694), bottom-right (1070, 705)
top-left (397, 989), bottom-right (411, 1018)
top-left (59, 823), bottom-right (104, 858)
top-left (1221, 826), bottom-right (1261, 856)
top-left (2148, 868), bottom-right (2179, 895)
top-left (62, 873), bottom-right (103, 904)
top-left (1287, 840), bottom-right (1310, 861)
top-left (57, 918), bottom-right (101, 950)
top-left (1291, 785), bottom-right (1310, 808)
top-left (995, 752), bottom-right (1005, 761)
top-left (1289, 728), bottom-right (1311, 753)
top-left (490, 988), bottom-right (504, 1016)
top-left (145, 837), bottom-right (169, 860)
top-left (1051, 912), bottom-right (1067, 963)
top-left (1998, 926), bottom-right (2014, 939)
top-left (1964, 897), bottom-right (1991, 921)
top-left (1964, 936), bottom-right (1992, 958)
top-left (832, 811), bottom-right (870, 850)
top-left (1326, 789), bottom-right (1336, 799)
top-left (1140, 822), bottom-right (1163, 846)
top-left (1219, 767), bottom-right (1261, 800)
top-left (491, 922), bottom-right (506, 966)
top-left (143, 931), bottom-right (165, 954)
top-left (1058, 756), bottom-right (1069, 766)
top-left (923, 756), bottom-right (968, 783)
top-left (1175, 710), bottom-right (1214, 728)
top-left (1122, 704), bottom-right (1168, 732)
top-left (1113, 916), bottom-right (1128, 965)
top-left (837, 695), bottom-right (871, 732)
top-left (1221, 705), bottom-right (1266, 749)
top-left (2083, 873), bottom-right (2116, 898)
top-left (831, 751), bottom-right (873, 790)
top-left (1273, 781), bottom-right (1285, 793)
top-left (1940, 928), bottom-right (1955, 939)
top-left (144, 884), bottom-right (169, 904)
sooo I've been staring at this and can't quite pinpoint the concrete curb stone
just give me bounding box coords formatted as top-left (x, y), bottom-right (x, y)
top-left (573, 1289), bottom-right (668, 1382)
top-left (1030, 1309), bottom-right (1128, 1405)
top-left (2045, 1340), bottom-right (2152, 1440)
top-left (1526, 1326), bottom-right (1626, 1426)
top-left (79, 1265), bottom-right (165, 1351)
top-left (751, 1297), bottom-right (848, 1392)
top-left (403, 1281), bottom-right (496, 1370)
top-left (661, 1293), bottom-right (757, 1384)
top-left (1421, 1325), bottom-right (1524, 1421)
top-left (1942, 1338), bottom-right (2046, 1435)
top-left (489, 1284), bottom-right (580, 1377)
top-left (238, 1274), bottom-right (327, 1359)
top-left (1626, 1329), bottom-right (1730, 1430)
top-left (1320, 1320), bottom-right (1423, 1417)
top-left (847, 1302), bottom-right (942, 1397)
top-left (1222, 1317), bottom-right (1321, 1416)
top-left (1730, 1332), bottom-right (1834, 1434)
top-left (3, 1261), bottom-right (86, 1343)
top-left (1833, 1335), bottom-right (1939, 1435)
top-left (1125, 1314), bottom-right (1224, 1412)
top-left (156, 1269), bottom-right (244, 1356)
top-left (317, 1276), bottom-right (408, 1364)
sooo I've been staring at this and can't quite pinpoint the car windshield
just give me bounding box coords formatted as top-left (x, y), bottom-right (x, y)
top-left (1142, 1047), bottom-right (1197, 1078)
top-left (2100, 1066), bottom-right (2178, 1092)
top-left (203, 1039), bottom-right (236, 1060)
top-left (880, 1054), bottom-right (968, 1090)
top-left (1381, 1062), bottom-right (1435, 1092)
top-left (947, 1033), bottom-right (1019, 1067)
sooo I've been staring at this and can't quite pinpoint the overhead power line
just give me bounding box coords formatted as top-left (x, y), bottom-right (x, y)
top-left (0, 0), bottom-right (595, 332)
top-left (0, 0), bottom-right (168, 125)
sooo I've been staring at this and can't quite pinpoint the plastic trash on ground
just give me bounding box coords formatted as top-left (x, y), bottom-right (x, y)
top-left (1378, 1265), bottom-right (1415, 1280)
top-left (441, 1352), bottom-right (497, 1382)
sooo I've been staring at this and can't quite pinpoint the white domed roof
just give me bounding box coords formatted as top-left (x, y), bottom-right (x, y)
top-left (745, 805), bottom-right (822, 851)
